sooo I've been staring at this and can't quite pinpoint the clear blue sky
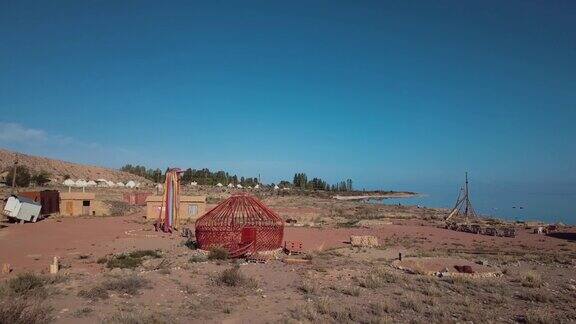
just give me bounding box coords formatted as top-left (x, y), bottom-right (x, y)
top-left (1, 0), bottom-right (575, 188)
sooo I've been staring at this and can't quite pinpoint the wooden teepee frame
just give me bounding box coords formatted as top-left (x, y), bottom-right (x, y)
top-left (446, 172), bottom-right (478, 221)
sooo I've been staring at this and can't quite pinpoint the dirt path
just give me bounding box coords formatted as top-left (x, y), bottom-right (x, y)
top-left (1, 214), bottom-right (575, 275)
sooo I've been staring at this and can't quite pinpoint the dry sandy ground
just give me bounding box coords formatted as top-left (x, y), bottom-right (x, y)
top-left (0, 197), bottom-right (575, 323)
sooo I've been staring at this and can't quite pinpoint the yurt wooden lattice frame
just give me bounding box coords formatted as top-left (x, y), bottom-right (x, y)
top-left (195, 194), bottom-right (284, 257)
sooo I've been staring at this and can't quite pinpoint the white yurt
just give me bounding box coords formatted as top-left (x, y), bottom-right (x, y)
top-left (247, 185), bottom-right (253, 189)
top-left (75, 179), bottom-right (87, 187)
top-left (190, 181), bottom-right (198, 186)
top-left (273, 185), bottom-right (279, 190)
top-left (254, 184), bottom-right (260, 189)
top-left (107, 181), bottom-right (116, 187)
top-left (216, 183), bottom-right (223, 187)
top-left (96, 179), bottom-right (108, 187)
top-left (116, 182), bottom-right (125, 187)
top-left (227, 183), bottom-right (234, 188)
top-left (236, 184), bottom-right (243, 188)
top-left (63, 179), bottom-right (75, 187)
top-left (125, 180), bottom-right (136, 188)
top-left (87, 180), bottom-right (97, 187)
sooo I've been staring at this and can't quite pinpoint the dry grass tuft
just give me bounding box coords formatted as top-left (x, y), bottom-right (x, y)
top-left (356, 268), bottom-right (398, 289)
top-left (208, 247), bottom-right (229, 260)
top-left (0, 297), bottom-right (54, 324)
top-left (103, 311), bottom-right (171, 324)
top-left (515, 289), bottom-right (553, 303)
top-left (7, 273), bottom-right (46, 297)
top-left (79, 275), bottom-right (151, 300)
top-left (521, 271), bottom-right (543, 288)
top-left (215, 266), bottom-right (257, 288)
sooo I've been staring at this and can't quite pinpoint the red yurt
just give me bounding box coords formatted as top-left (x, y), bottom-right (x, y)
top-left (195, 193), bottom-right (284, 257)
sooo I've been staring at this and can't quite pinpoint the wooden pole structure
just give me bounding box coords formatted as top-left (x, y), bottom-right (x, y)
top-left (11, 155), bottom-right (18, 194)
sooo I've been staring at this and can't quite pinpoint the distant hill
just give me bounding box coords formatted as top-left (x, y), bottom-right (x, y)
top-left (0, 148), bottom-right (151, 184)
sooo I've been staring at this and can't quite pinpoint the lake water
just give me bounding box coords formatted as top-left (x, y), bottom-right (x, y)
top-left (370, 182), bottom-right (576, 225)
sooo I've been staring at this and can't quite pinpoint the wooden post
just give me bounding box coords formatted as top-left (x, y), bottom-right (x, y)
top-left (399, 252), bottom-right (402, 261)
top-left (11, 157), bottom-right (18, 193)
top-left (49, 257), bottom-right (59, 274)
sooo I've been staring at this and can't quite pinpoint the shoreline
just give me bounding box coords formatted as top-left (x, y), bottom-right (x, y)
top-left (332, 192), bottom-right (418, 201)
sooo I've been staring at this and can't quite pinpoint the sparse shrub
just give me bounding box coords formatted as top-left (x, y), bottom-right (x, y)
top-left (216, 266), bottom-right (256, 288)
top-left (369, 301), bottom-right (391, 316)
top-left (102, 275), bottom-right (151, 295)
top-left (184, 240), bottom-right (197, 250)
top-left (8, 273), bottom-right (46, 296)
top-left (521, 271), bottom-right (542, 288)
top-left (78, 286), bottom-right (109, 301)
top-left (106, 250), bottom-right (161, 269)
top-left (181, 284), bottom-right (196, 295)
top-left (339, 286), bottom-right (361, 297)
top-left (128, 250), bottom-right (161, 259)
top-left (104, 311), bottom-right (171, 324)
top-left (400, 294), bottom-right (422, 312)
top-left (525, 310), bottom-right (555, 324)
top-left (73, 307), bottom-right (94, 318)
top-left (357, 268), bottom-right (397, 289)
top-left (97, 257), bottom-right (108, 264)
top-left (314, 297), bottom-right (332, 315)
top-left (189, 254), bottom-right (207, 263)
top-left (208, 247), bottom-right (229, 260)
top-left (516, 290), bottom-right (552, 303)
top-left (0, 297), bottom-right (54, 324)
top-left (106, 254), bottom-right (142, 269)
top-left (297, 281), bottom-right (318, 295)
top-left (79, 275), bottom-right (151, 300)
top-left (289, 303), bottom-right (319, 321)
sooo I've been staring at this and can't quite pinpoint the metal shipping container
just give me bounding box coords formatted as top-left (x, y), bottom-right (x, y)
top-left (3, 196), bottom-right (42, 222)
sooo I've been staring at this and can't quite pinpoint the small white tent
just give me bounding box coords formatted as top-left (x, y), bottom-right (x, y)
top-left (236, 184), bottom-right (243, 188)
top-left (247, 185), bottom-right (253, 189)
top-left (227, 183), bottom-right (234, 188)
top-left (273, 185), bottom-right (279, 190)
top-left (87, 180), bottom-right (97, 187)
top-left (116, 182), bottom-right (125, 187)
top-left (190, 181), bottom-right (198, 186)
top-left (125, 180), bottom-right (136, 188)
top-left (216, 183), bottom-right (223, 187)
top-left (75, 179), bottom-right (87, 187)
top-left (107, 181), bottom-right (116, 187)
top-left (63, 179), bottom-right (75, 187)
top-left (254, 184), bottom-right (260, 189)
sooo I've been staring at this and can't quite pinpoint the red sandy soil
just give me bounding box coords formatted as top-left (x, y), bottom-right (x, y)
top-left (394, 257), bottom-right (495, 274)
top-left (1, 212), bottom-right (575, 275)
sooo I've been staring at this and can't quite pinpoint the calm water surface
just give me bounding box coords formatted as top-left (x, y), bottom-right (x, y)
top-left (371, 182), bottom-right (575, 225)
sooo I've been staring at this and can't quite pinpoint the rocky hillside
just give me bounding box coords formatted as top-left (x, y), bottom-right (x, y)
top-left (0, 148), bottom-right (150, 184)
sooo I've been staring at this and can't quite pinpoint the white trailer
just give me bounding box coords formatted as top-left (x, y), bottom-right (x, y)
top-left (3, 196), bottom-right (41, 223)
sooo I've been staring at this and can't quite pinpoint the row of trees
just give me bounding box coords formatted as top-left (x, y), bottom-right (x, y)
top-left (120, 165), bottom-right (260, 186)
top-left (120, 165), bottom-right (354, 192)
top-left (4, 166), bottom-right (51, 187)
top-left (291, 173), bottom-right (353, 191)
top-left (180, 168), bottom-right (259, 186)
top-left (119, 164), bottom-right (164, 183)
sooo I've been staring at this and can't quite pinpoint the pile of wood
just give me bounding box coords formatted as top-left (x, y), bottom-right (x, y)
top-left (445, 222), bottom-right (517, 238)
top-left (350, 235), bottom-right (379, 247)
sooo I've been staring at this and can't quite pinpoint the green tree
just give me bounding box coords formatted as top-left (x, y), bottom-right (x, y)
top-left (7, 165), bottom-right (32, 187)
top-left (32, 171), bottom-right (51, 186)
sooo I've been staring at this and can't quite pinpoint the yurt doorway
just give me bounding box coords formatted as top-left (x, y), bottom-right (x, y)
top-left (241, 227), bottom-right (256, 245)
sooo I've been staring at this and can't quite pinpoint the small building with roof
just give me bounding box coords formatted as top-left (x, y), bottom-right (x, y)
top-left (59, 192), bottom-right (109, 216)
top-left (145, 195), bottom-right (207, 221)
